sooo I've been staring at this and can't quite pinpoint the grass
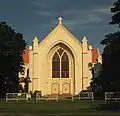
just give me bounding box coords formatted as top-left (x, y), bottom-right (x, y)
top-left (0, 99), bottom-right (120, 116)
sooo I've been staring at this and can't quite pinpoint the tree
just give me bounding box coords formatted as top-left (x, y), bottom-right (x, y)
top-left (95, 0), bottom-right (120, 92)
top-left (0, 22), bottom-right (26, 96)
top-left (89, 61), bottom-right (102, 92)
top-left (19, 76), bottom-right (31, 93)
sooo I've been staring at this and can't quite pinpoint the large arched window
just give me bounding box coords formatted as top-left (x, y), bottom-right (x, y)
top-left (52, 48), bottom-right (69, 78)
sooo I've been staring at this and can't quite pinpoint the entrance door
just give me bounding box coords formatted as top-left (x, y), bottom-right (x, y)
top-left (62, 83), bottom-right (70, 94)
top-left (51, 83), bottom-right (59, 94)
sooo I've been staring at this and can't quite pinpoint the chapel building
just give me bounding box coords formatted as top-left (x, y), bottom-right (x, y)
top-left (19, 17), bottom-right (101, 95)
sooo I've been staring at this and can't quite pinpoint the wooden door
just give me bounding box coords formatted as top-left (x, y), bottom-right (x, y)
top-left (51, 83), bottom-right (59, 94)
top-left (62, 83), bottom-right (70, 94)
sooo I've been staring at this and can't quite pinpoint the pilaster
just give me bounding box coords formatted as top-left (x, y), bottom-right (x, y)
top-left (32, 36), bottom-right (39, 91)
top-left (82, 36), bottom-right (89, 90)
top-left (28, 46), bottom-right (33, 92)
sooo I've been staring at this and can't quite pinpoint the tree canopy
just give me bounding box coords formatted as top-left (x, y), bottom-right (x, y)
top-left (0, 22), bottom-right (26, 95)
top-left (94, 0), bottom-right (120, 92)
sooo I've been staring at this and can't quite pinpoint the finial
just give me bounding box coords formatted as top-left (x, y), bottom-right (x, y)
top-left (58, 17), bottom-right (62, 24)
top-left (33, 36), bottom-right (38, 43)
top-left (82, 36), bottom-right (87, 42)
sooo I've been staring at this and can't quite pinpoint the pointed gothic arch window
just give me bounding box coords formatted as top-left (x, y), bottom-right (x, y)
top-left (52, 48), bottom-right (69, 78)
top-left (57, 48), bottom-right (64, 56)
top-left (52, 52), bottom-right (60, 78)
top-left (61, 52), bottom-right (69, 78)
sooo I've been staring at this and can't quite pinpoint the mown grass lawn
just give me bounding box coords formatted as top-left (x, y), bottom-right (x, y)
top-left (0, 99), bottom-right (120, 116)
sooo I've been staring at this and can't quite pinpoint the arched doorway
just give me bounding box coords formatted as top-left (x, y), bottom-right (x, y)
top-left (51, 83), bottom-right (60, 94)
top-left (47, 43), bottom-right (75, 94)
top-left (62, 83), bottom-right (70, 94)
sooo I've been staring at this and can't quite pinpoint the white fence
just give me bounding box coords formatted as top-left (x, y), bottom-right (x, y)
top-left (6, 93), bottom-right (31, 102)
top-left (105, 92), bottom-right (120, 102)
top-left (6, 92), bottom-right (95, 102)
top-left (6, 92), bottom-right (120, 102)
top-left (36, 93), bottom-right (42, 102)
top-left (36, 94), bottom-right (73, 102)
top-left (36, 93), bottom-right (59, 102)
top-left (45, 94), bottom-right (59, 102)
top-left (36, 92), bottom-right (94, 102)
top-left (79, 92), bottom-right (94, 101)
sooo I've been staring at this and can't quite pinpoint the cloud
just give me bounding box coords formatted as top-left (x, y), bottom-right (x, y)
top-left (34, 9), bottom-right (103, 30)
top-left (79, 14), bottom-right (102, 24)
top-left (62, 6), bottom-right (111, 30)
top-left (40, 20), bottom-right (57, 28)
top-left (92, 7), bottom-right (111, 15)
top-left (36, 11), bottom-right (52, 16)
top-left (64, 14), bottom-right (102, 30)
top-left (31, 0), bottom-right (58, 8)
top-left (31, 0), bottom-right (50, 8)
top-left (32, 0), bottom-right (111, 30)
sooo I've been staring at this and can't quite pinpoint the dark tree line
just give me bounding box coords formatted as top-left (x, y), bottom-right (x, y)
top-left (92, 0), bottom-right (120, 92)
top-left (0, 22), bottom-right (26, 96)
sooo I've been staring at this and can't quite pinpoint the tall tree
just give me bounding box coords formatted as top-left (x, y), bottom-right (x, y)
top-left (0, 22), bottom-right (26, 96)
top-left (95, 0), bottom-right (120, 92)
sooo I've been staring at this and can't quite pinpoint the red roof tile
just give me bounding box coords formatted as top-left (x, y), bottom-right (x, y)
top-left (23, 49), bottom-right (29, 64)
top-left (92, 49), bottom-right (99, 63)
top-left (22, 48), bottom-right (100, 64)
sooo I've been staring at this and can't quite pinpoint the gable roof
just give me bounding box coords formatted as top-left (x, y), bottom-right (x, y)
top-left (39, 23), bottom-right (82, 47)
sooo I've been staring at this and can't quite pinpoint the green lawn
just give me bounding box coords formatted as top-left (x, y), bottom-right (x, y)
top-left (0, 100), bottom-right (120, 116)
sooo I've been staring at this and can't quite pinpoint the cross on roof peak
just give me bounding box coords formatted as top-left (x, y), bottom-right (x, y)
top-left (58, 17), bottom-right (63, 24)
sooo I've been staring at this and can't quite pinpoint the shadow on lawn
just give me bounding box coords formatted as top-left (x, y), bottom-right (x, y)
top-left (96, 102), bottom-right (120, 111)
top-left (0, 108), bottom-right (14, 113)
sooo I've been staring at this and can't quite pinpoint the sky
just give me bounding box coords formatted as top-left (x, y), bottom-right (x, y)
top-left (0, 0), bottom-right (117, 51)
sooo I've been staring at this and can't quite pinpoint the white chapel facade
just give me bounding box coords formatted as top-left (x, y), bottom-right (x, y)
top-left (20, 17), bottom-right (101, 95)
